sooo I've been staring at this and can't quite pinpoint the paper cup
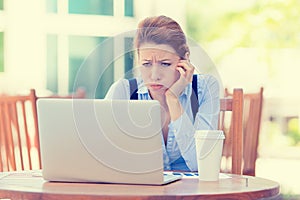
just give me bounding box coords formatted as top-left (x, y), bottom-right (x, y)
top-left (194, 130), bottom-right (225, 181)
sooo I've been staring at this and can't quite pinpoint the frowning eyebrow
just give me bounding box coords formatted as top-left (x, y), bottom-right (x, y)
top-left (141, 58), bottom-right (172, 62)
top-left (159, 59), bottom-right (172, 62)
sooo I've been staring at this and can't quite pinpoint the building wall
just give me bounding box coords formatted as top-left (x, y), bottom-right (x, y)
top-left (0, 0), bottom-right (186, 97)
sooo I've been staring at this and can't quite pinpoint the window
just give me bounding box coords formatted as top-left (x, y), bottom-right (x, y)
top-left (0, 32), bottom-right (4, 72)
top-left (69, 0), bottom-right (113, 16)
top-left (46, 35), bottom-right (115, 98)
top-left (124, 0), bottom-right (134, 17)
top-left (69, 36), bottom-right (114, 98)
top-left (46, 35), bottom-right (58, 92)
top-left (44, 0), bottom-right (136, 96)
top-left (46, 0), bottom-right (133, 16)
top-left (124, 37), bottom-right (134, 79)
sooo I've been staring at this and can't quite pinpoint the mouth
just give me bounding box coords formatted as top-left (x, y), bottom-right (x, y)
top-left (149, 84), bottom-right (164, 90)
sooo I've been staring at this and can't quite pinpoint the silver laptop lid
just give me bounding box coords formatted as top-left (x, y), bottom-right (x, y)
top-left (37, 99), bottom-right (165, 185)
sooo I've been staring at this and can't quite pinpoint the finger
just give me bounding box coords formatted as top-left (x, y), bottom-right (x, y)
top-left (178, 60), bottom-right (195, 72)
top-left (176, 67), bottom-right (186, 76)
top-left (178, 63), bottom-right (194, 82)
top-left (177, 67), bottom-right (194, 84)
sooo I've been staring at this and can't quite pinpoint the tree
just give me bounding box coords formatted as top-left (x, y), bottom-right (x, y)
top-left (186, 0), bottom-right (300, 60)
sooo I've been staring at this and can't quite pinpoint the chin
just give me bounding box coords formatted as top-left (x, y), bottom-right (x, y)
top-left (149, 88), bottom-right (166, 96)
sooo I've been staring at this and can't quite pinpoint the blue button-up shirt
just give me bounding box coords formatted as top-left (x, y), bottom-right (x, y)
top-left (105, 74), bottom-right (220, 171)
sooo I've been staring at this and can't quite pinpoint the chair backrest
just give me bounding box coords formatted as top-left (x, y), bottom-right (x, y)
top-left (222, 87), bottom-right (263, 176)
top-left (235, 87), bottom-right (263, 176)
top-left (219, 88), bottom-right (244, 175)
top-left (0, 89), bottom-right (41, 171)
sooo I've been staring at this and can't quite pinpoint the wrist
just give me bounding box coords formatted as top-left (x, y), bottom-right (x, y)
top-left (165, 91), bottom-right (183, 121)
top-left (165, 90), bottom-right (178, 103)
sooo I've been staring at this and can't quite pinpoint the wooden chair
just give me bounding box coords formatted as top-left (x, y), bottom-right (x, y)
top-left (229, 87), bottom-right (263, 176)
top-left (0, 89), bottom-right (41, 171)
top-left (0, 87), bottom-right (86, 172)
top-left (222, 87), bottom-right (263, 176)
top-left (219, 88), bottom-right (244, 175)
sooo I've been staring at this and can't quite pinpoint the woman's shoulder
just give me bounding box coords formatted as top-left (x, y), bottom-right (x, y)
top-left (194, 73), bottom-right (220, 94)
top-left (110, 78), bottom-right (129, 89)
top-left (105, 78), bottom-right (130, 99)
top-left (195, 73), bottom-right (219, 85)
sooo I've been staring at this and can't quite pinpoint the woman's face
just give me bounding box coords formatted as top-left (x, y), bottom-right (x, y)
top-left (138, 43), bottom-right (181, 96)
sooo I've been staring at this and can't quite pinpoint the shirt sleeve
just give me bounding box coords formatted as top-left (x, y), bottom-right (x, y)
top-left (195, 74), bottom-right (220, 130)
top-left (169, 112), bottom-right (197, 171)
top-left (170, 74), bottom-right (220, 171)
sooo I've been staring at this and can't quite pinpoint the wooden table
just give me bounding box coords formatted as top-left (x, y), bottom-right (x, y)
top-left (0, 170), bottom-right (280, 200)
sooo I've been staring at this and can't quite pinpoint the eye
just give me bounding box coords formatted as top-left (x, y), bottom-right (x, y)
top-left (142, 62), bottom-right (152, 67)
top-left (161, 62), bottom-right (171, 67)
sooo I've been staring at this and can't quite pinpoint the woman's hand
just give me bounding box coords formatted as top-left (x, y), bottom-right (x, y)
top-left (165, 59), bottom-right (195, 100)
top-left (165, 59), bottom-right (195, 121)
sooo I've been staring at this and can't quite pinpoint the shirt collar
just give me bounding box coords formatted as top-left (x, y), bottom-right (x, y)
top-left (137, 84), bottom-right (148, 94)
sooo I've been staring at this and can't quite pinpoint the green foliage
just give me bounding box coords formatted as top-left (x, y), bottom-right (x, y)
top-left (186, 0), bottom-right (300, 48)
top-left (287, 118), bottom-right (300, 145)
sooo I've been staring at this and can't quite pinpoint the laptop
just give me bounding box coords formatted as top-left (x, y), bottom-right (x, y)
top-left (36, 98), bottom-right (182, 185)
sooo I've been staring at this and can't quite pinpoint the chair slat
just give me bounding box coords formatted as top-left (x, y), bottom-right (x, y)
top-left (3, 102), bottom-right (17, 170)
top-left (219, 88), bottom-right (244, 175)
top-left (0, 89), bottom-right (41, 171)
top-left (242, 88), bottom-right (263, 176)
top-left (231, 89), bottom-right (244, 175)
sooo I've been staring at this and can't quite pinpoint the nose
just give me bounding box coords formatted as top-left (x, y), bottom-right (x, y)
top-left (150, 65), bottom-right (161, 81)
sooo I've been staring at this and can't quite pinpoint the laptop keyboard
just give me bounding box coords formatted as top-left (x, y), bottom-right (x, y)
top-left (164, 172), bottom-right (199, 177)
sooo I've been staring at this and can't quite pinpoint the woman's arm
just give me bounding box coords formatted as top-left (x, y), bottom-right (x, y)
top-left (170, 74), bottom-right (220, 171)
top-left (194, 75), bottom-right (220, 130)
top-left (165, 59), bottom-right (195, 121)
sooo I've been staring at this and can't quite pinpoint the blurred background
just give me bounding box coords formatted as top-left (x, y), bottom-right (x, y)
top-left (0, 0), bottom-right (299, 198)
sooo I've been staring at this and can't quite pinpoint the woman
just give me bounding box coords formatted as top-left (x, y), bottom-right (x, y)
top-left (105, 15), bottom-right (220, 171)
